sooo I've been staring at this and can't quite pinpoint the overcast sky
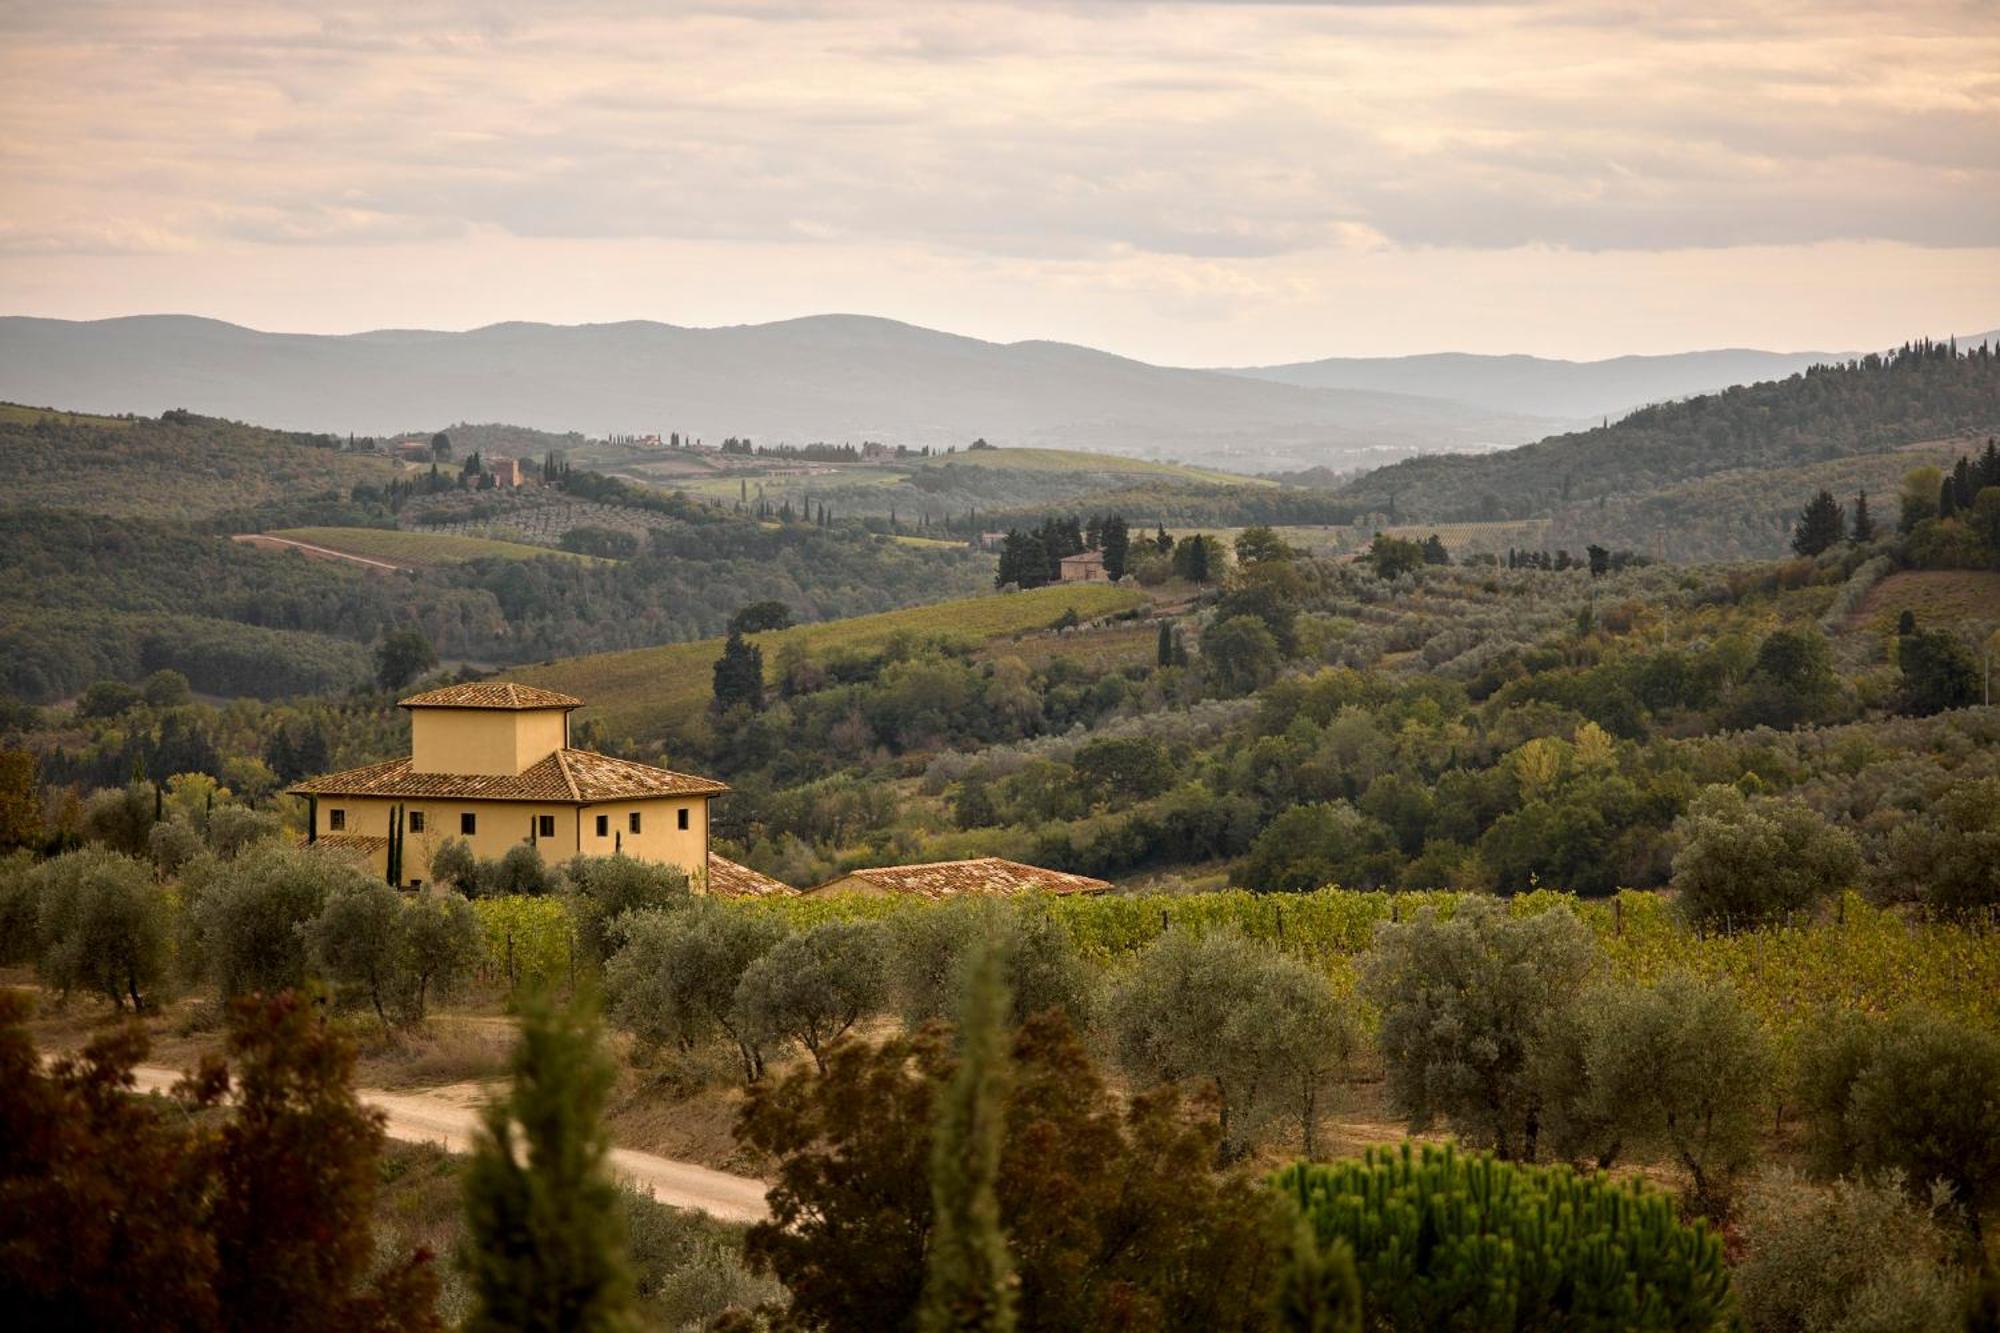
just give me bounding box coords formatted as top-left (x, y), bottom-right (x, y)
top-left (2, 0), bottom-right (1995, 363)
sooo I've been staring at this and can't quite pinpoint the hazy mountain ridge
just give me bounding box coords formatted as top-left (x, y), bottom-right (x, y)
top-left (1226, 330), bottom-right (2000, 420)
top-left (0, 313), bottom-right (1563, 473)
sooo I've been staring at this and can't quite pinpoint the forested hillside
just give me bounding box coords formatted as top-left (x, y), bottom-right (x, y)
top-left (1335, 341), bottom-right (2000, 542)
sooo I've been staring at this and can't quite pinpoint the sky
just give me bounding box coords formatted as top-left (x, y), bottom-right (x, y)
top-left (2, 0), bottom-right (1996, 365)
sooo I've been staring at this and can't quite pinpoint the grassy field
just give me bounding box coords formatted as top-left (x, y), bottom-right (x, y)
top-left (926, 446), bottom-right (1272, 487)
top-left (0, 402), bottom-right (132, 429)
top-left (264, 526), bottom-right (603, 566)
top-left (521, 582), bottom-right (1144, 738)
top-left (1854, 570), bottom-right (2000, 633)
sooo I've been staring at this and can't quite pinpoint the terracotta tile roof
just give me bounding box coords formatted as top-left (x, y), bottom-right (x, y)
top-left (308, 832), bottom-right (388, 860)
top-left (398, 682), bottom-right (582, 710)
top-left (809, 857), bottom-right (1109, 900)
top-left (1061, 550), bottom-right (1105, 565)
top-left (707, 854), bottom-right (795, 898)
top-left (289, 748), bottom-right (728, 802)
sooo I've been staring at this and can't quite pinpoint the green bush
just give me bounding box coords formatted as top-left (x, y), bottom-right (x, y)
top-left (1669, 785), bottom-right (1861, 930)
top-left (30, 848), bottom-right (172, 1009)
top-left (1276, 1143), bottom-right (1733, 1332)
top-left (888, 897), bottom-right (1094, 1033)
top-left (733, 920), bottom-right (888, 1074)
top-left (194, 844), bottom-right (370, 997)
top-left (605, 901), bottom-right (786, 1082)
top-left (562, 856), bottom-right (691, 965)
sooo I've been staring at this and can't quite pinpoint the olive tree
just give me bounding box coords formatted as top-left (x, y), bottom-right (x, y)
top-left (398, 890), bottom-right (481, 1022)
top-left (1879, 776), bottom-right (2000, 918)
top-left (890, 898), bottom-right (1094, 1033)
top-left (430, 838), bottom-right (479, 895)
top-left (1845, 1013), bottom-right (2000, 1230)
top-left (31, 848), bottom-right (172, 1009)
top-left (1574, 973), bottom-right (1770, 1216)
top-left (195, 844), bottom-right (369, 997)
top-left (605, 900), bottom-right (786, 1082)
top-left (562, 855), bottom-right (691, 964)
top-left (1360, 899), bottom-right (1598, 1161)
top-left (1109, 928), bottom-right (1353, 1158)
top-left (1670, 785), bottom-right (1861, 930)
top-left (305, 879), bottom-right (407, 1028)
top-left (733, 921), bottom-right (888, 1074)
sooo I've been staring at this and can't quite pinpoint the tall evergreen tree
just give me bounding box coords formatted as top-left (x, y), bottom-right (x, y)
top-left (461, 992), bottom-right (637, 1333)
top-left (1157, 619), bottom-right (1174, 669)
top-left (712, 631), bottom-right (765, 713)
top-left (1851, 490), bottom-right (1876, 543)
top-left (1101, 515), bottom-right (1131, 581)
top-left (917, 947), bottom-right (1017, 1333)
top-left (1791, 489), bottom-right (1846, 556)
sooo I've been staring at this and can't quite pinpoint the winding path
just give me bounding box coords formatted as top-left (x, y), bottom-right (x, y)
top-left (129, 1064), bottom-right (771, 1225)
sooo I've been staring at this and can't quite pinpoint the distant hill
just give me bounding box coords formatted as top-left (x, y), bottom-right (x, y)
top-left (1227, 329), bottom-right (2000, 421)
top-left (1332, 341), bottom-right (2000, 557)
top-left (0, 314), bottom-right (1560, 475)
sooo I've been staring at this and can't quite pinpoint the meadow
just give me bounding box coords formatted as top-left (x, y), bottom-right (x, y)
top-left (519, 581), bottom-right (1145, 739)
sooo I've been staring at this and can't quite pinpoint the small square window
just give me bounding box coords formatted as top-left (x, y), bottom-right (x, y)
top-left (461, 812), bottom-right (477, 836)
top-left (537, 815), bottom-right (556, 838)
top-left (595, 814), bottom-right (609, 837)
top-left (629, 812), bottom-right (642, 834)
top-left (677, 807), bottom-right (690, 831)
top-left (328, 808), bottom-right (346, 831)
top-left (408, 879), bottom-right (423, 890)
top-left (408, 811), bottom-right (426, 833)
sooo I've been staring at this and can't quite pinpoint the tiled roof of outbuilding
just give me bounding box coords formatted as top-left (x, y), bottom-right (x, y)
top-left (289, 748), bottom-right (727, 802)
top-left (809, 857), bottom-right (1109, 899)
top-left (398, 682), bottom-right (582, 710)
top-left (308, 832), bottom-right (389, 859)
top-left (707, 854), bottom-right (795, 898)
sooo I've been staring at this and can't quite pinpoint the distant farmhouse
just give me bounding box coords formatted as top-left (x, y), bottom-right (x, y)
top-left (289, 682), bottom-right (783, 896)
top-left (809, 858), bottom-right (1109, 899)
top-left (1058, 549), bottom-right (1108, 582)
top-left (288, 685), bottom-right (1094, 901)
top-left (488, 456), bottom-right (526, 488)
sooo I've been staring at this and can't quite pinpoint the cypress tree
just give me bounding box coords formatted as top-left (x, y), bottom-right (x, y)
top-left (461, 992), bottom-right (637, 1333)
top-left (1851, 490), bottom-right (1876, 543)
top-left (917, 947), bottom-right (1016, 1333)
top-left (1791, 489), bottom-right (1845, 556)
top-left (1157, 619), bottom-right (1174, 669)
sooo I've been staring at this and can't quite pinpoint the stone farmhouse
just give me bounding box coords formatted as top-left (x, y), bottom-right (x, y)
top-left (289, 682), bottom-right (784, 896)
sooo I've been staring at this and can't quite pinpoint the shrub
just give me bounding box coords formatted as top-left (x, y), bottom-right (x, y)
top-left (1573, 973), bottom-right (1770, 1216)
top-left (737, 1011), bottom-right (1288, 1332)
top-left (1670, 785), bottom-right (1861, 930)
top-left (1734, 1168), bottom-right (1965, 1333)
top-left (490, 843), bottom-right (551, 897)
top-left (1276, 1143), bottom-right (1732, 1332)
top-left (30, 848), bottom-right (172, 1009)
top-left (733, 920), bottom-right (888, 1074)
top-left (1360, 899), bottom-right (1598, 1160)
top-left (605, 901), bottom-right (786, 1082)
top-left (195, 844), bottom-right (371, 997)
top-left (889, 898), bottom-right (1094, 1033)
top-left (1109, 928), bottom-right (1353, 1158)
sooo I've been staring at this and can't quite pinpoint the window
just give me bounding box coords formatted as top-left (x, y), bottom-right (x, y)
top-left (537, 815), bottom-right (556, 839)
top-left (328, 808), bottom-right (346, 831)
top-left (677, 807), bottom-right (690, 831)
top-left (461, 812), bottom-right (477, 836)
top-left (408, 811), bottom-right (426, 833)
top-left (629, 811), bottom-right (642, 834)
top-left (596, 814), bottom-right (609, 837)
top-left (408, 879), bottom-right (424, 890)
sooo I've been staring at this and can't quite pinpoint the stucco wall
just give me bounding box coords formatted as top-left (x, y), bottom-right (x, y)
top-left (314, 793), bottom-right (709, 887)
top-left (409, 708), bottom-right (568, 775)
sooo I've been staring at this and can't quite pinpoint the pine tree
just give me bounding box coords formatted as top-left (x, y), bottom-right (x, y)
top-left (917, 948), bottom-right (1017, 1333)
top-left (1791, 489), bottom-right (1845, 556)
top-left (712, 631), bottom-right (765, 713)
top-left (1851, 490), bottom-right (1876, 543)
top-left (461, 992), bottom-right (637, 1333)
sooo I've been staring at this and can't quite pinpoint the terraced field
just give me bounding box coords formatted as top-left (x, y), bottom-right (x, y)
top-left (520, 582), bottom-right (1145, 739)
top-left (262, 526), bottom-right (603, 567)
top-left (925, 446), bottom-right (1271, 487)
top-left (1852, 570), bottom-right (2000, 634)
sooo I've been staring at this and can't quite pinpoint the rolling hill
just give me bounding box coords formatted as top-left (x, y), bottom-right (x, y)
top-left (0, 314), bottom-right (1559, 474)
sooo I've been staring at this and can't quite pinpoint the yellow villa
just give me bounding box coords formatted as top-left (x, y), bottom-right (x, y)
top-left (289, 682), bottom-right (785, 894)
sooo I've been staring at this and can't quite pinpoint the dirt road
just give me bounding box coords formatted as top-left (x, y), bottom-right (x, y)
top-left (129, 1065), bottom-right (771, 1225)
top-left (230, 532), bottom-right (406, 572)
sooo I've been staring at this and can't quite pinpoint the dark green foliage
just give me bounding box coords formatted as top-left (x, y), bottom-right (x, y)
top-left (712, 630), bottom-right (766, 713)
top-left (1881, 776), bottom-right (2000, 917)
top-left (374, 629), bottom-right (437, 692)
top-left (1898, 628), bottom-right (1980, 715)
top-left (1276, 1143), bottom-right (1733, 1332)
top-left (30, 848), bottom-right (171, 1009)
top-left (1173, 532), bottom-right (1218, 583)
top-left (1274, 1228), bottom-right (1361, 1333)
top-left (1203, 615), bottom-right (1281, 695)
top-left (604, 900), bottom-right (786, 1082)
top-left (1241, 801), bottom-right (1397, 892)
top-left (1792, 489), bottom-right (1845, 557)
top-left (558, 525), bottom-right (641, 559)
top-left (461, 992), bottom-right (638, 1333)
top-left (729, 599), bottom-right (795, 634)
top-left (563, 855), bottom-right (690, 964)
top-left (733, 920), bottom-right (889, 1074)
top-left (918, 947), bottom-right (1017, 1333)
top-left (1367, 534), bottom-right (1425, 579)
top-left (1851, 489), bottom-right (1876, 542)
